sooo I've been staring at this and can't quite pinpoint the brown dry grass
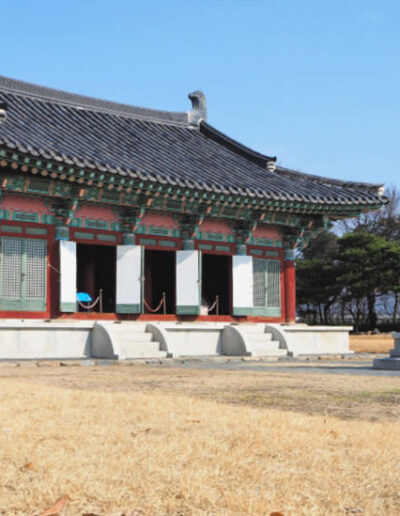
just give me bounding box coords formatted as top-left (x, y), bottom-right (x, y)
top-left (1, 366), bottom-right (400, 515)
top-left (349, 334), bottom-right (394, 353)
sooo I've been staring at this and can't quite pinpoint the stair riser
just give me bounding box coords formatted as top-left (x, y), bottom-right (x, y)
top-left (117, 333), bottom-right (153, 343)
top-left (122, 351), bottom-right (167, 359)
top-left (119, 342), bottom-right (162, 354)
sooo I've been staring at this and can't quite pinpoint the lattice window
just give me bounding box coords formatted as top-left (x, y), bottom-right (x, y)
top-left (0, 238), bottom-right (22, 299)
top-left (266, 260), bottom-right (281, 308)
top-left (253, 258), bottom-right (266, 307)
top-left (25, 239), bottom-right (47, 300)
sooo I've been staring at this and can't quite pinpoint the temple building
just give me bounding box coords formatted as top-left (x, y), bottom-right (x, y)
top-left (0, 76), bottom-right (386, 351)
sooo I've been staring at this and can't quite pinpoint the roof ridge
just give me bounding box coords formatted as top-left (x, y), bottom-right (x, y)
top-left (0, 75), bottom-right (189, 126)
top-left (199, 121), bottom-right (276, 168)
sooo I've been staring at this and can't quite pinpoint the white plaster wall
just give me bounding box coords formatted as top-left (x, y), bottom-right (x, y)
top-left (0, 324), bottom-right (92, 359)
top-left (272, 325), bottom-right (353, 355)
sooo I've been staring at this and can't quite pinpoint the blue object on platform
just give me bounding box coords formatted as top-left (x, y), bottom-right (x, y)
top-left (76, 292), bottom-right (92, 303)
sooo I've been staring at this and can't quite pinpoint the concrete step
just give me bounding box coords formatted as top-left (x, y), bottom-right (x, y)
top-left (244, 334), bottom-right (273, 343)
top-left (118, 333), bottom-right (153, 343)
top-left (123, 349), bottom-right (168, 359)
top-left (238, 325), bottom-right (266, 334)
top-left (119, 340), bottom-right (162, 354)
top-left (250, 348), bottom-right (287, 357)
top-left (247, 339), bottom-right (281, 351)
top-left (108, 324), bottom-right (148, 333)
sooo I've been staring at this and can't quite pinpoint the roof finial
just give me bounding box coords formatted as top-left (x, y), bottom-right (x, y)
top-left (0, 102), bottom-right (7, 124)
top-left (188, 91), bottom-right (207, 126)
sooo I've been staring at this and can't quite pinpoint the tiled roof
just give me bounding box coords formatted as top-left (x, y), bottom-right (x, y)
top-left (0, 75), bottom-right (386, 207)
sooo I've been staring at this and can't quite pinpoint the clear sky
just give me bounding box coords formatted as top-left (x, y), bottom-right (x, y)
top-left (1, 0), bottom-right (399, 189)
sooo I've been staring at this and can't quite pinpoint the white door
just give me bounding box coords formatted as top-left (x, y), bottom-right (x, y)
top-left (176, 250), bottom-right (200, 314)
top-left (116, 245), bottom-right (143, 313)
top-left (59, 240), bottom-right (77, 312)
top-left (232, 255), bottom-right (254, 316)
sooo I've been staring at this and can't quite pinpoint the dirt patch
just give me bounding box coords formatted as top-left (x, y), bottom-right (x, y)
top-left (349, 333), bottom-right (394, 353)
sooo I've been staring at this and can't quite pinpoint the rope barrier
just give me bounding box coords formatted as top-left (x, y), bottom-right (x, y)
top-left (144, 292), bottom-right (166, 313)
top-left (206, 295), bottom-right (220, 315)
top-left (77, 296), bottom-right (100, 310)
top-left (207, 298), bottom-right (218, 312)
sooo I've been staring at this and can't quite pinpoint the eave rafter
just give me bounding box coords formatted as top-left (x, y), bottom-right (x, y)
top-left (0, 149), bottom-right (385, 230)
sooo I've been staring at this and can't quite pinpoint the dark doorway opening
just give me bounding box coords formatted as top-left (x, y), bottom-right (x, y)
top-left (77, 244), bottom-right (116, 312)
top-left (202, 254), bottom-right (232, 315)
top-left (144, 249), bottom-right (175, 314)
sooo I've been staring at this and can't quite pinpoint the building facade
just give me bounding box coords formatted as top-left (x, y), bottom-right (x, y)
top-left (0, 77), bottom-right (386, 322)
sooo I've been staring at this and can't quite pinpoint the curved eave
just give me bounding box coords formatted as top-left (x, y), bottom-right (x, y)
top-left (0, 146), bottom-right (387, 218)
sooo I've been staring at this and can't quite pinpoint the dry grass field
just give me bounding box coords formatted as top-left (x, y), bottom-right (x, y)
top-left (349, 333), bottom-right (394, 354)
top-left (1, 363), bottom-right (400, 516)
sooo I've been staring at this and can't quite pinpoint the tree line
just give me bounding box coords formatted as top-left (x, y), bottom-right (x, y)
top-left (296, 186), bottom-right (400, 331)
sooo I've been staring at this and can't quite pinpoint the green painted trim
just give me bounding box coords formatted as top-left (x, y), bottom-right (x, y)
top-left (206, 232), bottom-right (225, 241)
top-left (0, 209), bottom-right (9, 220)
top-left (0, 299), bottom-right (46, 311)
top-left (251, 306), bottom-right (281, 317)
top-left (284, 249), bottom-right (295, 260)
top-left (257, 238), bottom-right (274, 246)
top-left (148, 225), bottom-right (170, 236)
top-left (233, 307), bottom-right (254, 316)
top-left (12, 211), bottom-right (39, 223)
top-left (266, 250), bottom-right (280, 257)
top-left (60, 302), bottom-right (77, 312)
top-left (249, 249), bottom-right (264, 256)
top-left (116, 303), bottom-right (141, 314)
top-left (102, 190), bottom-right (120, 202)
top-left (97, 233), bottom-right (117, 242)
top-left (69, 218), bottom-right (82, 228)
top-left (84, 219), bottom-right (109, 230)
top-left (140, 238), bottom-right (157, 246)
top-left (27, 177), bottom-right (50, 193)
top-left (159, 240), bottom-right (176, 248)
top-left (74, 231), bottom-right (95, 240)
top-left (1, 225), bottom-right (23, 233)
top-left (177, 305), bottom-right (201, 315)
top-left (41, 214), bottom-right (56, 225)
top-left (26, 227), bottom-right (48, 235)
top-left (198, 243), bottom-right (213, 251)
top-left (215, 245), bottom-right (231, 252)
top-left (110, 221), bottom-right (122, 232)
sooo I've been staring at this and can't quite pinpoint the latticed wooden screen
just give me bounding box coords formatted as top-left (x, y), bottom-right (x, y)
top-left (0, 237), bottom-right (47, 311)
top-left (253, 258), bottom-right (281, 316)
top-left (253, 257), bottom-right (266, 307)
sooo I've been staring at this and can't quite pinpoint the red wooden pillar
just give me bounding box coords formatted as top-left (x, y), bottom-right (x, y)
top-left (284, 250), bottom-right (296, 323)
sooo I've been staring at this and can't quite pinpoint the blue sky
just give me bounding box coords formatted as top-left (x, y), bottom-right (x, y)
top-left (1, 0), bottom-right (399, 189)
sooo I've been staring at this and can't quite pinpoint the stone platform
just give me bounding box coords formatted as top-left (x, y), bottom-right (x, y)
top-left (0, 320), bottom-right (353, 360)
top-left (373, 332), bottom-right (400, 370)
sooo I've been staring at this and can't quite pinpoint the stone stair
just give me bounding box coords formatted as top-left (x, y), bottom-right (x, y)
top-left (240, 325), bottom-right (286, 357)
top-left (92, 322), bottom-right (167, 359)
top-left (222, 324), bottom-right (287, 357)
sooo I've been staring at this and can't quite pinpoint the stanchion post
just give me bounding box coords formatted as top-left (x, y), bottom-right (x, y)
top-left (99, 289), bottom-right (103, 313)
top-left (162, 291), bottom-right (166, 315)
top-left (216, 295), bottom-right (219, 316)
